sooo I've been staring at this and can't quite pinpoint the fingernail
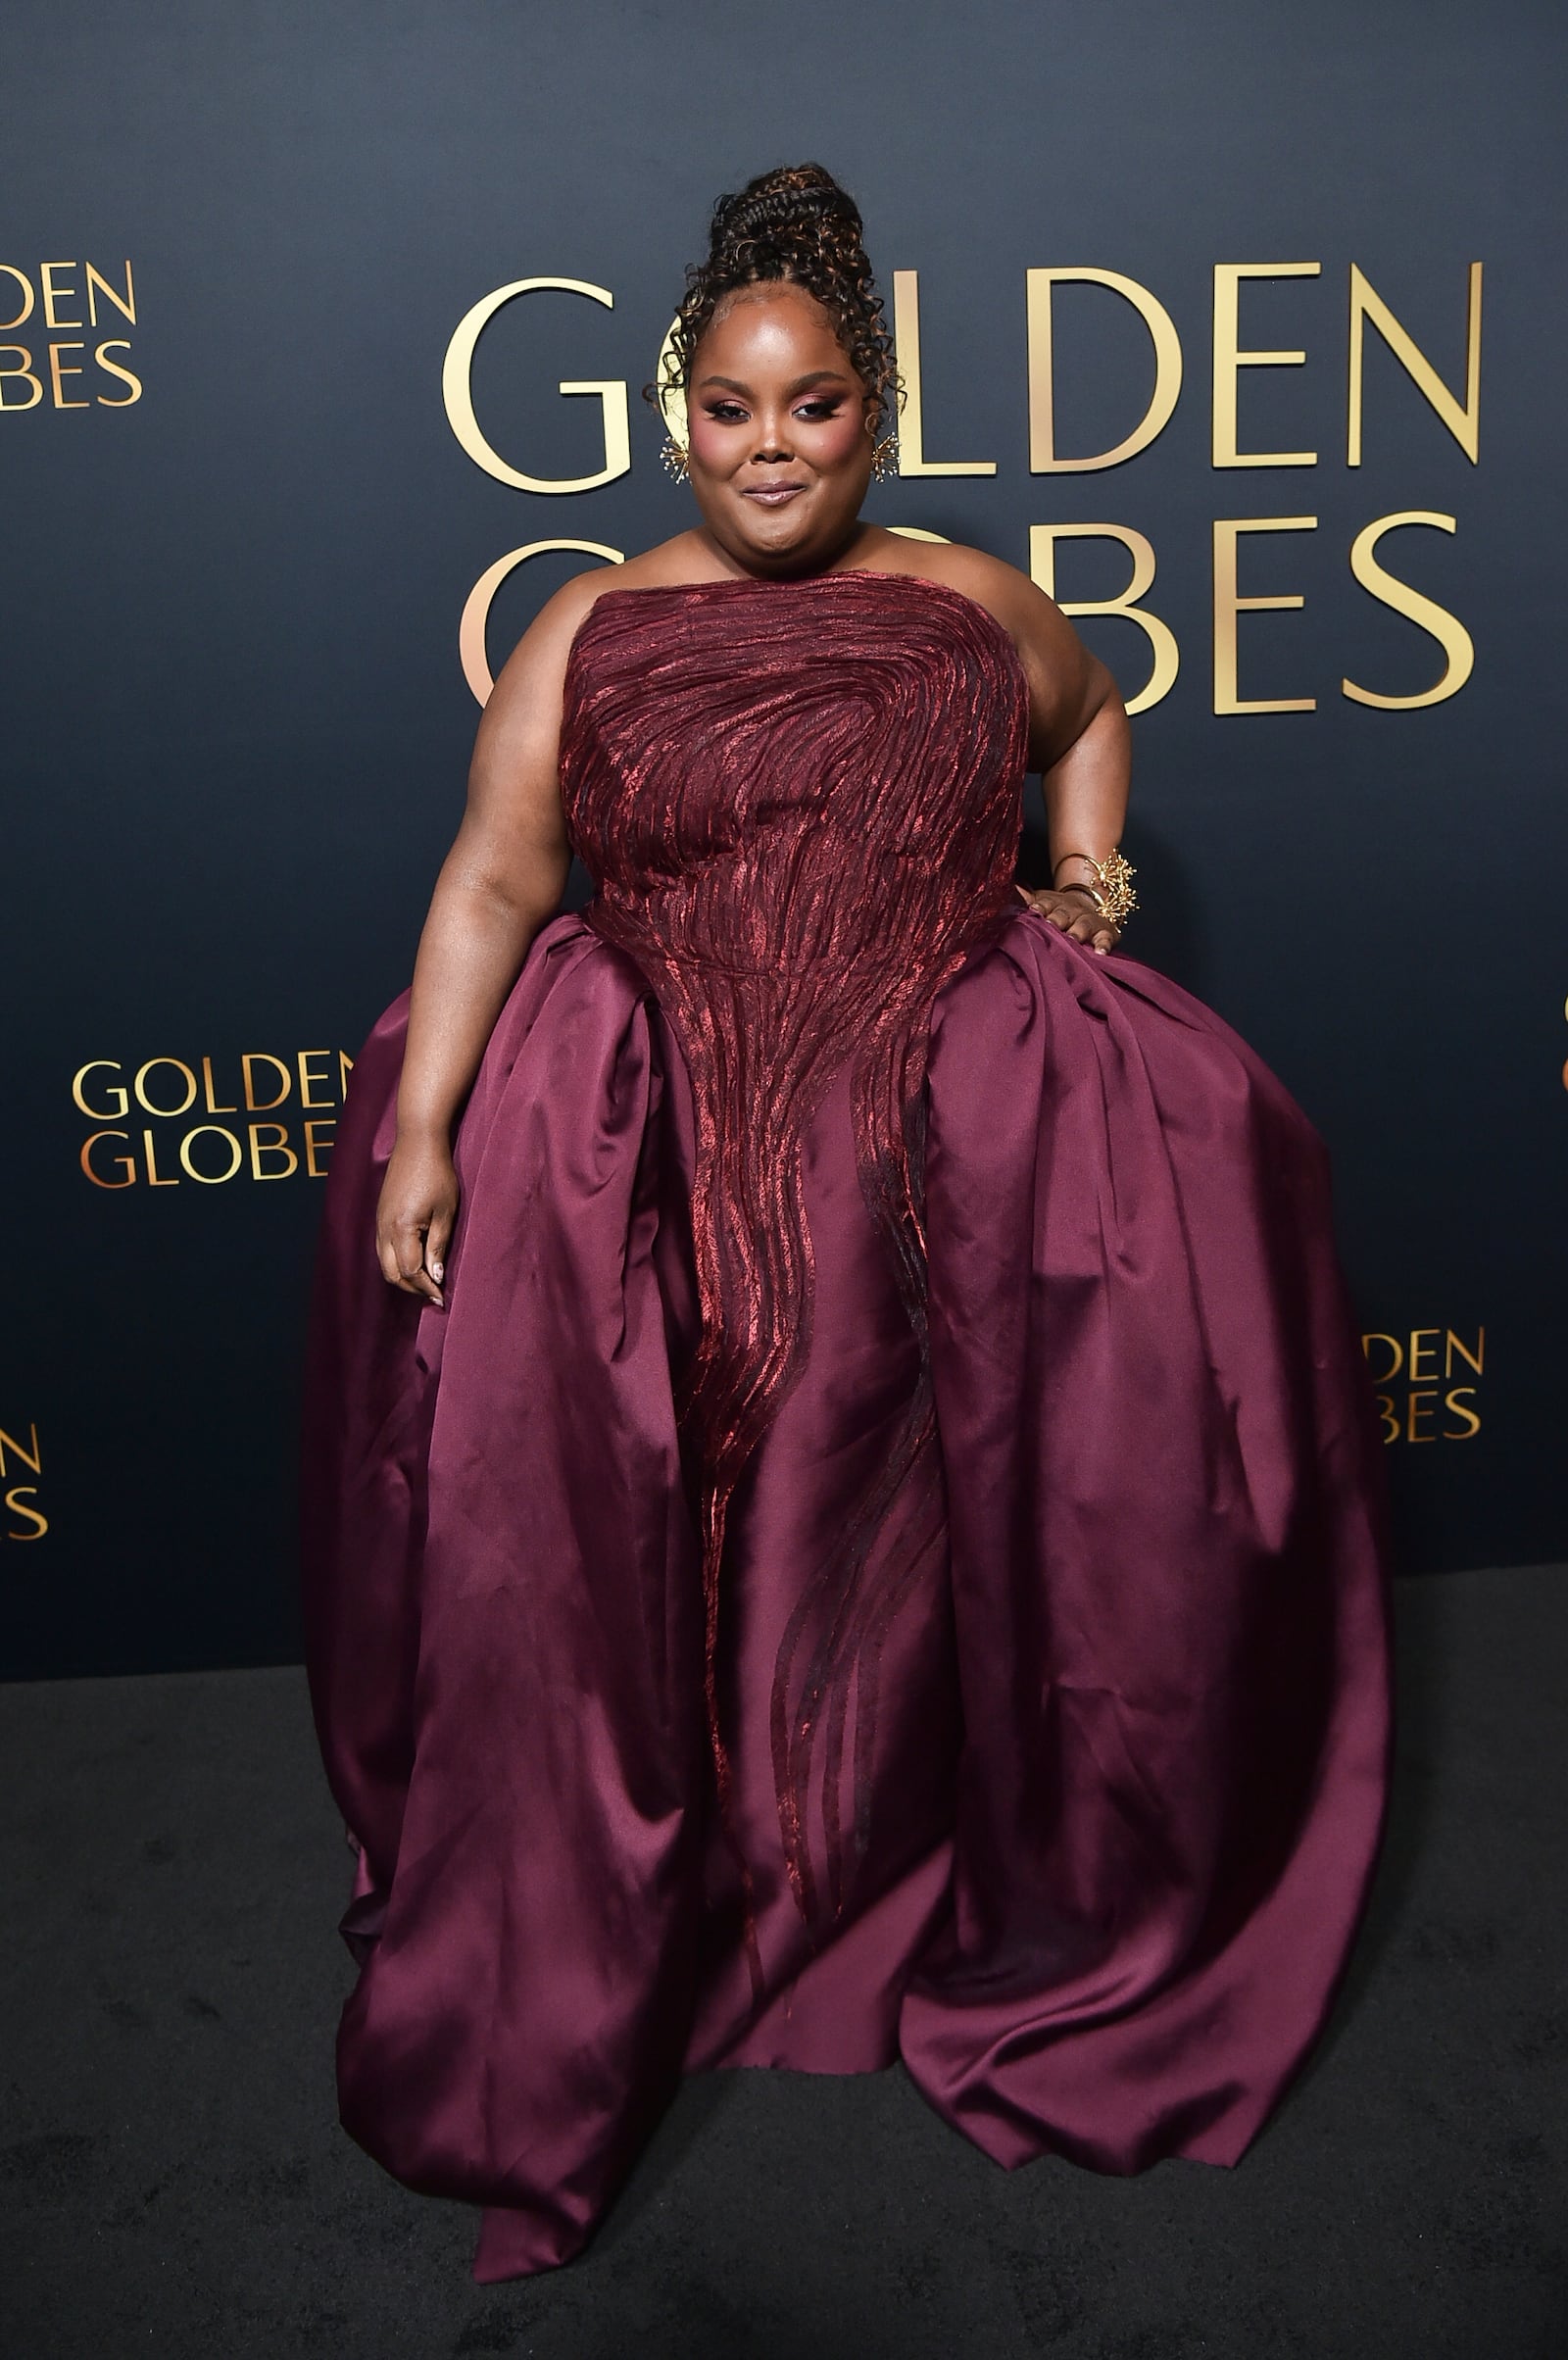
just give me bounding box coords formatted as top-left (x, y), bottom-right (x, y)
top-left (431, 1260), bottom-right (444, 1284)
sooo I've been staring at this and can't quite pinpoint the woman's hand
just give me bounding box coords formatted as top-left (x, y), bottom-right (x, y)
top-left (1015, 882), bottom-right (1121, 957)
top-left (376, 1133), bottom-right (460, 1307)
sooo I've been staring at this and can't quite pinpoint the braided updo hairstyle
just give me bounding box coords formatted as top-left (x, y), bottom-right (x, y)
top-left (652, 163), bottom-right (901, 436)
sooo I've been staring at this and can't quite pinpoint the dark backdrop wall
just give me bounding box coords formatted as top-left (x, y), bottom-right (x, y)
top-left (3, 0), bottom-right (1564, 1678)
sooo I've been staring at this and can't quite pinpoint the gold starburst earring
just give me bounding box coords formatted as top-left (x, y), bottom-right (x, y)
top-left (869, 432), bottom-right (900, 484)
top-left (661, 438), bottom-right (690, 484)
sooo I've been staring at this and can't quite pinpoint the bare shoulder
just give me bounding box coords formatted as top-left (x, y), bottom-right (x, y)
top-left (484, 535), bottom-right (703, 725)
top-left (514, 534), bottom-right (709, 657)
top-left (864, 533), bottom-right (1065, 647)
top-left (523, 550), bottom-right (639, 655)
top-left (857, 530), bottom-right (1106, 756)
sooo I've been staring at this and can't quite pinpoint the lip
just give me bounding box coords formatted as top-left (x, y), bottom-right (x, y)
top-left (741, 482), bottom-right (808, 506)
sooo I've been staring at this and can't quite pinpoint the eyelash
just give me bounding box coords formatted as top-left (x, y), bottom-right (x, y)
top-left (705, 400), bottom-right (842, 424)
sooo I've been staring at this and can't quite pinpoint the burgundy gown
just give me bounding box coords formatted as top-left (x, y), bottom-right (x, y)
top-left (301, 568), bottom-right (1390, 2284)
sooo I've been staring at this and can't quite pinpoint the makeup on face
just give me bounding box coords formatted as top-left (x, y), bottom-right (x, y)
top-left (685, 285), bottom-right (874, 568)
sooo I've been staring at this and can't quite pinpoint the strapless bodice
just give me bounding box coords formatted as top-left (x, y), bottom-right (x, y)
top-left (559, 569), bottom-right (1029, 975)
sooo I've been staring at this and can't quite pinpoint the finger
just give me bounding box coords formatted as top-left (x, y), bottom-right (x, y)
top-left (393, 1220), bottom-right (444, 1307)
top-left (376, 1233), bottom-right (404, 1289)
top-left (425, 1206), bottom-right (455, 1293)
top-left (1092, 927), bottom-right (1116, 957)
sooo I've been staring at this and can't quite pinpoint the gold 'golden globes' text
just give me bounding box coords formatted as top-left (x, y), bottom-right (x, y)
top-left (0, 1422), bottom-right (46, 1543)
top-left (445, 260), bottom-right (1479, 714)
top-left (73, 1052), bottom-right (354, 1188)
top-left (1361, 1325), bottom-right (1485, 1444)
top-left (0, 260), bottom-right (139, 410)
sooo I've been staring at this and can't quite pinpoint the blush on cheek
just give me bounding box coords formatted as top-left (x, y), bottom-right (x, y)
top-left (687, 417), bottom-right (733, 472)
top-left (808, 410), bottom-right (873, 469)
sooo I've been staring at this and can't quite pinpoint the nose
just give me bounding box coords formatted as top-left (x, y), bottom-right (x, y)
top-left (752, 410), bottom-right (794, 462)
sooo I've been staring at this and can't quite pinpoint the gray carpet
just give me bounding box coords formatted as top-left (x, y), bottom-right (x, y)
top-left (3, 1566), bottom-right (1564, 2359)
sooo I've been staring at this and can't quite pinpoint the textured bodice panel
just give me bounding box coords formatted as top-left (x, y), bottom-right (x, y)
top-left (559, 570), bottom-right (1029, 974)
top-left (557, 569), bottom-right (1031, 1932)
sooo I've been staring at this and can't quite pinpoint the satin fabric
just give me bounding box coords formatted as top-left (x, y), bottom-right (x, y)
top-left (301, 573), bottom-right (1390, 2283)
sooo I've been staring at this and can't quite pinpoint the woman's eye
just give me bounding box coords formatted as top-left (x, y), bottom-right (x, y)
top-left (707, 402), bottom-right (749, 423)
top-left (796, 402), bottom-right (841, 421)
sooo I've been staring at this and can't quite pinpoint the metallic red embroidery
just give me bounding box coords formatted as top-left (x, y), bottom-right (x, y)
top-left (559, 570), bottom-right (1029, 1927)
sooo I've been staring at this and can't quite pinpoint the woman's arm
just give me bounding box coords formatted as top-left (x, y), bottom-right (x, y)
top-left (375, 580), bottom-right (597, 1304)
top-left (1034, 686), bottom-right (1130, 873)
top-left (995, 571), bottom-right (1133, 957)
top-left (928, 548), bottom-right (1135, 957)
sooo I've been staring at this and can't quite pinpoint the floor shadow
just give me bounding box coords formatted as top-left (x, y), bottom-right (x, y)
top-left (589, 2068), bottom-right (743, 2253)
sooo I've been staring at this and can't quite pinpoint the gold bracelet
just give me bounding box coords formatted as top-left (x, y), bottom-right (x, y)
top-left (1052, 847), bottom-right (1138, 928)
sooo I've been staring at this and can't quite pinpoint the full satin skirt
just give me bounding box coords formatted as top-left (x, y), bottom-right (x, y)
top-left (301, 907), bottom-right (1390, 2282)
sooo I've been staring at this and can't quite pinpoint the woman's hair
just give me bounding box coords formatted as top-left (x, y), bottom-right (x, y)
top-left (651, 163), bottom-right (901, 433)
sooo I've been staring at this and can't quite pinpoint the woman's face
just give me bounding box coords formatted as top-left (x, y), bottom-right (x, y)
top-left (684, 282), bottom-right (876, 574)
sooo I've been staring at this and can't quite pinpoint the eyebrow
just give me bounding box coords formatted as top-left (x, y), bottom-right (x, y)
top-left (696, 369), bottom-right (854, 396)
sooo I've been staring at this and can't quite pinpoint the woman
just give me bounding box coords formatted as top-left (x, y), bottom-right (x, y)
top-left (302, 164), bottom-right (1390, 2285)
